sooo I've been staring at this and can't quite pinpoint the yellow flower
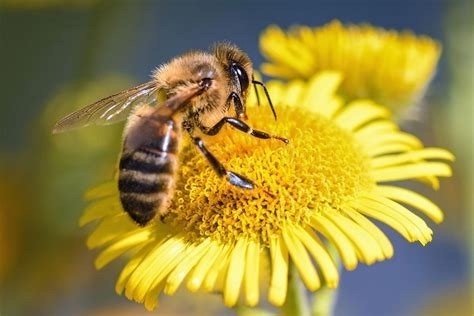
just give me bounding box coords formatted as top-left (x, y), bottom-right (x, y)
top-left (260, 20), bottom-right (441, 111)
top-left (80, 72), bottom-right (453, 310)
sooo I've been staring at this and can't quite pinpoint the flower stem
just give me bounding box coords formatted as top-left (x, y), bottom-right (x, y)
top-left (311, 243), bottom-right (341, 316)
top-left (235, 306), bottom-right (274, 316)
top-left (282, 263), bottom-right (310, 316)
top-left (310, 286), bottom-right (339, 316)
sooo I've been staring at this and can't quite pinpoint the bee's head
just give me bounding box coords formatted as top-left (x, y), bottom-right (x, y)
top-left (213, 42), bottom-right (253, 117)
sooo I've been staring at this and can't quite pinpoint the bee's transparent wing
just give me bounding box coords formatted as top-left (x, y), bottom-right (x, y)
top-left (52, 81), bottom-right (159, 134)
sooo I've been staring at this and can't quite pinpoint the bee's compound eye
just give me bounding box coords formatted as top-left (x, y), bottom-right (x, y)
top-left (231, 62), bottom-right (249, 91)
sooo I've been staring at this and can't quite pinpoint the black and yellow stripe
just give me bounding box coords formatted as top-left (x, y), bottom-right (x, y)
top-left (119, 137), bottom-right (178, 226)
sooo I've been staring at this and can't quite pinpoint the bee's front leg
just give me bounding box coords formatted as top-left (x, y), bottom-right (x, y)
top-left (190, 135), bottom-right (254, 189)
top-left (203, 117), bottom-right (289, 144)
top-left (226, 92), bottom-right (247, 120)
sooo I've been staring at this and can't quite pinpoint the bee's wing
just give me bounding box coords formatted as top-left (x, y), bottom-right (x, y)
top-left (52, 81), bottom-right (159, 134)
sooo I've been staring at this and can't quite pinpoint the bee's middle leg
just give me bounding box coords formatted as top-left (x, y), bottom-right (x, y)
top-left (191, 136), bottom-right (254, 189)
top-left (204, 117), bottom-right (288, 143)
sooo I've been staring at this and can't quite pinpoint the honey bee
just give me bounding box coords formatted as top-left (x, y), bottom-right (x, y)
top-left (53, 43), bottom-right (288, 226)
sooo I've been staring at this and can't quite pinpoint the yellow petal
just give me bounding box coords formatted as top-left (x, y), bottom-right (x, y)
top-left (360, 194), bottom-right (433, 245)
top-left (325, 210), bottom-right (384, 264)
top-left (79, 196), bottom-right (120, 226)
top-left (224, 238), bottom-right (247, 307)
top-left (311, 214), bottom-right (358, 270)
top-left (164, 238), bottom-right (211, 295)
top-left (261, 64), bottom-right (300, 79)
top-left (315, 96), bottom-right (344, 120)
top-left (125, 235), bottom-right (186, 302)
top-left (284, 80), bottom-right (306, 106)
top-left (365, 194), bottom-right (433, 232)
top-left (95, 228), bottom-right (152, 269)
top-left (293, 227), bottom-right (339, 287)
top-left (84, 181), bottom-right (116, 200)
top-left (287, 35), bottom-right (317, 67)
top-left (186, 241), bottom-right (223, 292)
top-left (268, 236), bottom-right (289, 306)
top-left (354, 120), bottom-right (398, 136)
top-left (335, 100), bottom-right (390, 132)
top-left (416, 175), bottom-right (440, 190)
top-left (244, 239), bottom-right (260, 307)
top-left (301, 71), bottom-right (342, 113)
top-left (367, 143), bottom-right (414, 157)
top-left (86, 214), bottom-right (136, 249)
top-left (115, 244), bottom-right (155, 295)
top-left (371, 148), bottom-right (454, 169)
top-left (350, 200), bottom-right (413, 242)
top-left (341, 208), bottom-right (394, 258)
top-left (282, 226), bottom-right (321, 291)
top-left (354, 121), bottom-right (397, 142)
top-left (364, 132), bottom-right (422, 150)
top-left (375, 185), bottom-right (444, 223)
top-left (260, 26), bottom-right (311, 77)
top-left (372, 162), bottom-right (452, 182)
top-left (143, 281), bottom-right (166, 311)
top-left (202, 243), bottom-right (232, 292)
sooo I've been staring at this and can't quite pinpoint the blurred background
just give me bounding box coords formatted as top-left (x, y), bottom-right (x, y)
top-left (0, 0), bottom-right (472, 315)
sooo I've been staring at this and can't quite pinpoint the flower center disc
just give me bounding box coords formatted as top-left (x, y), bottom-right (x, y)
top-left (168, 106), bottom-right (373, 245)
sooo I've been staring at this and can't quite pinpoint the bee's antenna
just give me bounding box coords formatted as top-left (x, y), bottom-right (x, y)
top-left (252, 80), bottom-right (277, 121)
top-left (251, 75), bottom-right (261, 106)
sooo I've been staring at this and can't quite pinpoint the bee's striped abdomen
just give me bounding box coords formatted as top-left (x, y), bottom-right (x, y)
top-left (119, 117), bottom-right (180, 226)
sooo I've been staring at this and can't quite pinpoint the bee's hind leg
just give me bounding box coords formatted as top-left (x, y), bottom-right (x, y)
top-left (191, 136), bottom-right (254, 189)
